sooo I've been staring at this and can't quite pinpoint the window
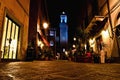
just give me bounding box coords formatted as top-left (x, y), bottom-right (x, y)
top-left (50, 31), bottom-right (54, 36)
top-left (1, 16), bottom-right (20, 59)
top-left (50, 41), bottom-right (54, 46)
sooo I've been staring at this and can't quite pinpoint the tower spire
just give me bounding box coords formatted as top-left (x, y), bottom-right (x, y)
top-left (60, 11), bottom-right (67, 23)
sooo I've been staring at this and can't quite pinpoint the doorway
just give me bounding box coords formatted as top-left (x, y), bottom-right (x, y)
top-left (1, 16), bottom-right (19, 59)
top-left (96, 36), bottom-right (103, 53)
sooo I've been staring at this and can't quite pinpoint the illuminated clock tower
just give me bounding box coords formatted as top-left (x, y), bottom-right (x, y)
top-left (59, 12), bottom-right (68, 54)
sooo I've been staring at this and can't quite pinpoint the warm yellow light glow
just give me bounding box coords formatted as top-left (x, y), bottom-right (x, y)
top-left (65, 51), bottom-right (68, 56)
top-left (38, 40), bottom-right (44, 49)
top-left (101, 30), bottom-right (109, 44)
top-left (85, 44), bottom-right (87, 50)
top-left (95, 16), bottom-right (105, 21)
top-left (89, 38), bottom-right (95, 47)
top-left (73, 37), bottom-right (76, 41)
top-left (43, 22), bottom-right (48, 29)
top-left (37, 23), bottom-right (40, 32)
top-left (102, 30), bottom-right (109, 38)
top-left (89, 39), bottom-right (94, 44)
top-left (73, 44), bottom-right (76, 48)
top-left (95, 17), bottom-right (104, 21)
top-left (41, 44), bottom-right (44, 49)
top-left (11, 40), bottom-right (17, 47)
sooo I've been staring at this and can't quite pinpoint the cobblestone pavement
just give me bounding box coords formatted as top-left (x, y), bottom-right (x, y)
top-left (0, 60), bottom-right (120, 80)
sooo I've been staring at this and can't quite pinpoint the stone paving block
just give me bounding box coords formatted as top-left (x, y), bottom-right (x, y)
top-left (0, 61), bottom-right (120, 80)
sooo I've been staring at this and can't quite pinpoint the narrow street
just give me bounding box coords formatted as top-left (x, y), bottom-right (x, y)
top-left (0, 60), bottom-right (120, 80)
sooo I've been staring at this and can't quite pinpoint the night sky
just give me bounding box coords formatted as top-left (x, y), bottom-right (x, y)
top-left (46, 0), bottom-right (86, 43)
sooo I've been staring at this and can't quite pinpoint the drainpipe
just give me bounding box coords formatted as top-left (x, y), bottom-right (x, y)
top-left (106, 0), bottom-right (114, 39)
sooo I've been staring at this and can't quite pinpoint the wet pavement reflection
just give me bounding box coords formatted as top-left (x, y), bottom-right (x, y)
top-left (0, 60), bottom-right (120, 80)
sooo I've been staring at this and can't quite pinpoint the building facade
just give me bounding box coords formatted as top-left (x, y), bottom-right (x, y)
top-left (59, 12), bottom-right (68, 59)
top-left (85, 0), bottom-right (120, 62)
top-left (0, 0), bottom-right (30, 60)
top-left (29, 0), bottom-right (50, 60)
top-left (48, 28), bottom-right (56, 58)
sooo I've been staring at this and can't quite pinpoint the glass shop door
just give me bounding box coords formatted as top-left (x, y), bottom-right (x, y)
top-left (1, 16), bottom-right (19, 59)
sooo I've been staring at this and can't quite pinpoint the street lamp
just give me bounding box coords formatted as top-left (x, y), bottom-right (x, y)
top-left (73, 37), bottom-right (76, 41)
top-left (43, 22), bottom-right (48, 29)
top-left (42, 22), bottom-right (49, 38)
top-left (73, 44), bottom-right (76, 48)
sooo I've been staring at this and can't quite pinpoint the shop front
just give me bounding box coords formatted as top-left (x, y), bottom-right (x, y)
top-left (1, 16), bottom-right (19, 60)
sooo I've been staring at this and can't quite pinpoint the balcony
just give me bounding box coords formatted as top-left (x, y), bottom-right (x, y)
top-left (85, 16), bottom-right (108, 37)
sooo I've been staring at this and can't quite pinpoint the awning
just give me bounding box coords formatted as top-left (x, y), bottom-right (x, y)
top-left (85, 16), bottom-right (108, 37)
top-left (41, 36), bottom-right (50, 47)
top-left (37, 32), bottom-right (50, 47)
